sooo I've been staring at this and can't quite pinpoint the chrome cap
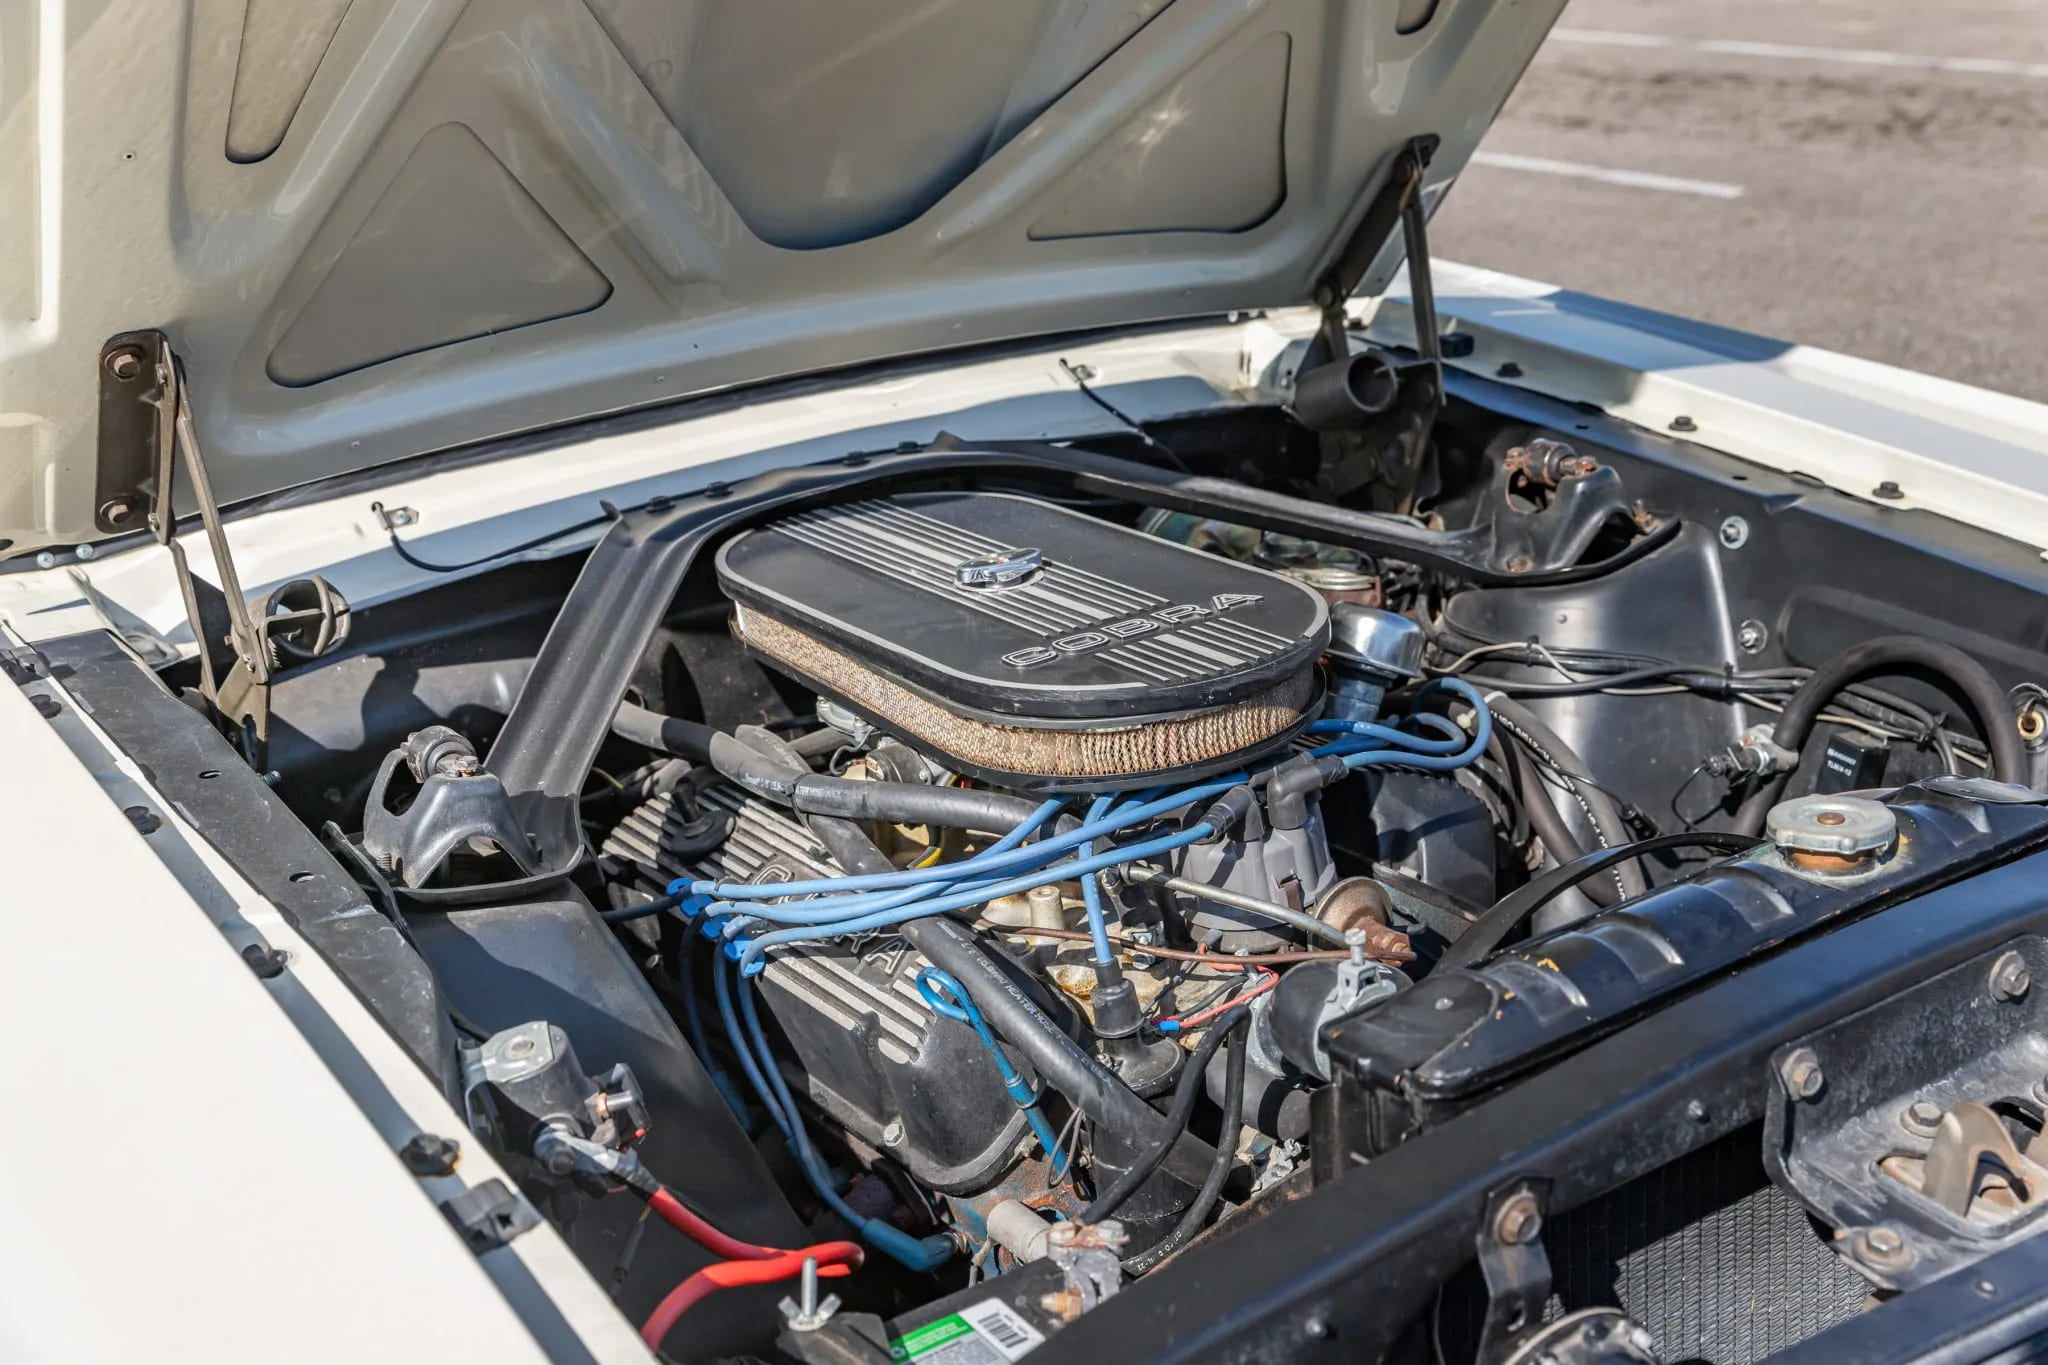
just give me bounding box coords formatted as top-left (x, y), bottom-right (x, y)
top-left (1325, 604), bottom-right (1425, 682)
top-left (1766, 794), bottom-right (1898, 858)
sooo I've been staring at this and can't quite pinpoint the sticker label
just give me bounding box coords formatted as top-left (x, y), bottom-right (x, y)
top-left (889, 1298), bottom-right (1047, 1363)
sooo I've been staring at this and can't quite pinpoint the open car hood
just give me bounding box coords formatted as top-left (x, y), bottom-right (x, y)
top-left (0, 0), bottom-right (1561, 551)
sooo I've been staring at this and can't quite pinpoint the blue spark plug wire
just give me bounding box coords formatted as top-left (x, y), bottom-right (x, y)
top-left (714, 957), bottom-right (954, 1271)
top-left (914, 967), bottom-right (1068, 1179)
top-left (730, 821), bottom-right (1216, 975)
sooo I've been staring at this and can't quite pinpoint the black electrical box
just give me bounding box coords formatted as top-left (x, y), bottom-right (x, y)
top-left (1817, 729), bottom-right (1888, 794)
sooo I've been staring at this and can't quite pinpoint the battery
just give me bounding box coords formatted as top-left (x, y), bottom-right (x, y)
top-left (778, 1259), bottom-right (1069, 1363)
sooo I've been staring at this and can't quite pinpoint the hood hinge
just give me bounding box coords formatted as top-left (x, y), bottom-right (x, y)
top-left (109, 332), bottom-right (275, 767)
top-left (1301, 136), bottom-right (1446, 512)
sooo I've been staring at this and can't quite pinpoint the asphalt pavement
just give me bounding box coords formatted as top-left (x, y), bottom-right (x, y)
top-left (1430, 0), bottom-right (2048, 403)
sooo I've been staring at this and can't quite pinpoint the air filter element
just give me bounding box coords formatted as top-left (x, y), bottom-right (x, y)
top-left (715, 492), bottom-right (1329, 789)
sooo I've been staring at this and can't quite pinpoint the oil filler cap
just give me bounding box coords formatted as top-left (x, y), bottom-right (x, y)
top-left (1766, 794), bottom-right (1897, 874)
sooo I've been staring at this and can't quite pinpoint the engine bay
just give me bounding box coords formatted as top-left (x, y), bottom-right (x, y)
top-left (73, 375), bottom-right (2048, 1363)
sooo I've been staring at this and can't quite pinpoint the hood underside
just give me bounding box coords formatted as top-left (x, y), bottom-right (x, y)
top-left (0, 0), bottom-right (1561, 551)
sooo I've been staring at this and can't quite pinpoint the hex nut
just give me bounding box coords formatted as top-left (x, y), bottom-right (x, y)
top-left (1851, 1226), bottom-right (1913, 1270)
top-left (1990, 951), bottom-right (2032, 1003)
top-left (1780, 1047), bottom-right (1825, 1101)
top-left (1493, 1192), bottom-right (1543, 1246)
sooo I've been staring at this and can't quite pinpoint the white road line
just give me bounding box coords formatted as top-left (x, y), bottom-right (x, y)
top-left (1468, 151), bottom-right (1745, 200)
top-left (1550, 28), bottom-right (2048, 78)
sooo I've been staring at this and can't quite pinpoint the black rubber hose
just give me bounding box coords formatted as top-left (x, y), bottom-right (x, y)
top-left (736, 729), bottom-right (1221, 1190)
top-left (1123, 1026), bottom-right (1247, 1275)
top-left (613, 702), bottom-right (844, 770)
top-left (1081, 1006), bottom-right (1250, 1223)
top-left (790, 777), bottom-right (1050, 836)
top-left (706, 730), bottom-right (809, 802)
top-left (1490, 709), bottom-right (1586, 865)
top-left (1485, 694), bottom-right (1646, 904)
top-left (612, 699), bottom-right (718, 762)
top-left (1441, 831), bottom-right (1762, 969)
top-left (1733, 634), bottom-right (2027, 836)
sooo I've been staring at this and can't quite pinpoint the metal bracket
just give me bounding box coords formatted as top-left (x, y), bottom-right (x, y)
top-left (1479, 440), bottom-right (1660, 577)
top-left (1475, 1180), bottom-right (1553, 1365)
top-left (94, 332), bottom-right (170, 534)
top-left (361, 727), bottom-right (541, 888)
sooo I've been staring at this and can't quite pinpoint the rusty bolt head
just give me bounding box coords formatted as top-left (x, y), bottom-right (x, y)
top-left (1990, 951), bottom-right (2031, 1003)
top-left (1851, 1226), bottom-right (1912, 1270)
top-left (1780, 1047), bottom-right (1825, 1101)
top-left (98, 498), bottom-right (136, 526)
top-left (1493, 1192), bottom-right (1542, 1246)
top-left (1039, 1289), bottom-right (1085, 1322)
top-left (1504, 554), bottom-right (1533, 574)
top-left (398, 1133), bottom-right (461, 1177)
top-left (104, 347), bottom-right (144, 381)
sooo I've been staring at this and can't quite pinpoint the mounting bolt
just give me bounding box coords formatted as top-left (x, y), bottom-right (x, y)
top-left (881, 1118), bottom-right (905, 1147)
top-left (398, 1133), bottom-right (462, 1177)
top-left (1492, 1191), bottom-right (1542, 1246)
top-left (1901, 1099), bottom-right (1945, 1138)
top-left (104, 347), bottom-right (144, 381)
top-left (1873, 480), bottom-right (1904, 500)
top-left (1736, 619), bottom-right (1768, 654)
top-left (1718, 516), bottom-right (1750, 550)
top-left (240, 943), bottom-right (290, 979)
top-left (1850, 1225), bottom-right (1912, 1271)
top-left (98, 498), bottom-right (136, 527)
top-left (1990, 951), bottom-right (2031, 1003)
top-left (1503, 554), bottom-right (1532, 573)
top-left (1669, 414), bottom-right (1698, 433)
top-left (34, 551), bottom-right (56, 570)
top-left (1780, 1047), bottom-right (1825, 1101)
top-left (1345, 926), bottom-right (1368, 967)
top-left (1685, 1099), bottom-right (1709, 1123)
